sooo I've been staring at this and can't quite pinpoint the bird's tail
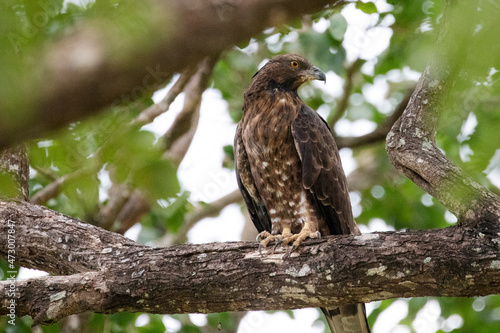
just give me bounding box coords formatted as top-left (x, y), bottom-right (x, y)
top-left (321, 304), bottom-right (371, 333)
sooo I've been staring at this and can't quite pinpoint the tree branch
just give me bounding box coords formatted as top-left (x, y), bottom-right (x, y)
top-left (386, 2), bottom-right (500, 230)
top-left (94, 57), bottom-right (218, 234)
top-left (1, 200), bottom-right (500, 326)
top-left (0, 145), bottom-right (29, 201)
top-left (31, 168), bottom-right (92, 205)
top-left (133, 66), bottom-right (197, 126)
top-left (114, 190), bottom-right (150, 235)
top-left (336, 87), bottom-right (413, 149)
top-left (162, 56), bottom-right (218, 163)
top-left (93, 184), bottom-right (131, 230)
top-left (156, 189), bottom-right (243, 246)
top-left (386, 62), bottom-right (500, 230)
top-left (0, 0), bottom-right (345, 149)
top-left (328, 58), bottom-right (364, 130)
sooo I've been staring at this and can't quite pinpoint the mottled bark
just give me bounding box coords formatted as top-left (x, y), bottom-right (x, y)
top-left (1, 200), bottom-right (500, 326)
top-left (386, 62), bottom-right (500, 232)
top-left (385, 2), bottom-right (500, 231)
top-left (0, 145), bottom-right (29, 201)
top-left (0, 0), bottom-right (499, 328)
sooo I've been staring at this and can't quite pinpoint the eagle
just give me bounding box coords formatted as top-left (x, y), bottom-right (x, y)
top-left (234, 54), bottom-right (370, 333)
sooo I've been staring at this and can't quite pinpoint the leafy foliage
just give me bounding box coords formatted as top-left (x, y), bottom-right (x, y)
top-left (1, 0), bottom-right (500, 332)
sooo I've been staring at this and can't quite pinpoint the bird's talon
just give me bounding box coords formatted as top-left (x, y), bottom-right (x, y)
top-left (272, 240), bottom-right (282, 252)
top-left (284, 245), bottom-right (294, 259)
top-left (256, 226), bottom-right (320, 256)
top-left (256, 231), bottom-right (271, 243)
top-left (258, 243), bottom-right (265, 255)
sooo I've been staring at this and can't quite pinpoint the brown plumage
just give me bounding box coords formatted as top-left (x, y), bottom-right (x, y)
top-left (234, 54), bottom-right (370, 333)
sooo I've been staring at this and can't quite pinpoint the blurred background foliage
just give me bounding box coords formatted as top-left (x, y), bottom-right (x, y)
top-left (1, 0), bottom-right (500, 332)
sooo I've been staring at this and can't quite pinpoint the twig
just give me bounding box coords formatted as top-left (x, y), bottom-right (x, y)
top-left (162, 56), bottom-right (218, 161)
top-left (156, 189), bottom-right (243, 247)
top-left (31, 165), bottom-right (58, 181)
top-left (93, 184), bottom-right (131, 230)
top-left (97, 57), bottom-right (219, 234)
top-left (327, 58), bottom-right (364, 130)
top-left (30, 168), bottom-right (92, 205)
top-left (336, 87), bottom-right (413, 149)
top-left (133, 66), bottom-right (197, 126)
top-left (115, 190), bottom-right (150, 234)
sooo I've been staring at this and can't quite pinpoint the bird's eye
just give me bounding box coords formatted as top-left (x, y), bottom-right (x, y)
top-left (291, 61), bottom-right (299, 68)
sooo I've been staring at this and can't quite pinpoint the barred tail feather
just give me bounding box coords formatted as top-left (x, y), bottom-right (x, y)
top-left (321, 304), bottom-right (370, 333)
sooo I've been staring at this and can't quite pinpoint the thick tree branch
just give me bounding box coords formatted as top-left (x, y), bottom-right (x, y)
top-left (386, 2), bottom-right (500, 230)
top-left (1, 200), bottom-right (500, 326)
top-left (0, 0), bottom-right (346, 149)
top-left (386, 62), bottom-right (500, 230)
top-left (0, 200), bottom-right (139, 275)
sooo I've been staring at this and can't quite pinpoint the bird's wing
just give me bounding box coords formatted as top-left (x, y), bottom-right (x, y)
top-left (292, 105), bottom-right (369, 333)
top-left (234, 123), bottom-right (272, 233)
top-left (291, 104), bottom-right (356, 235)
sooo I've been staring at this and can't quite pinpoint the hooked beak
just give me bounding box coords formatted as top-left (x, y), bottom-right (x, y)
top-left (310, 66), bottom-right (326, 83)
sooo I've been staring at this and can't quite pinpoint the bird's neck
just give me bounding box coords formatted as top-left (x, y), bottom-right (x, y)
top-left (248, 77), bottom-right (299, 95)
top-left (242, 88), bottom-right (303, 128)
top-left (265, 79), bottom-right (299, 93)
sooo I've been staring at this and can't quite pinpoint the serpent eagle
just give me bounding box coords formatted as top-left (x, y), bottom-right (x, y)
top-left (234, 54), bottom-right (370, 333)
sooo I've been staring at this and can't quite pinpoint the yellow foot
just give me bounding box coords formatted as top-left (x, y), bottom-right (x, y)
top-left (282, 223), bottom-right (321, 252)
top-left (257, 223), bottom-right (321, 255)
top-left (257, 230), bottom-right (293, 254)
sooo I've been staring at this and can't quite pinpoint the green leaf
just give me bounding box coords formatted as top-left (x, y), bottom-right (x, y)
top-left (206, 313), bottom-right (239, 332)
top-left (132, 158), bottom-right (180, 200)
top-left (287, 18), bottom-right (303, 30)
top-left (162, 191), bottom-right (192, 232)
top-left (222, 144), bottom-right (235, 169)
top-left (356, 2), bottom-right (378, 14)
top-left (223, 145), bottom-right (234, 161)
top-left (295, 31), bottom-right (346, 75)
top-left (178, 325), bottom-right (202, 333)
top-left (328, 13), bottom-right (347, 41)
top-left (61, 173), bottom-right (100, 216)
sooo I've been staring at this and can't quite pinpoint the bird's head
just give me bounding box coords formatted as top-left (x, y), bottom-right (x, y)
top-left (251, 54), bottom-right (326, 92)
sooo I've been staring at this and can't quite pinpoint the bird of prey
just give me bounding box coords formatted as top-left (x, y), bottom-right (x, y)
top-left (234, 54), bottom-right (370, 333)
